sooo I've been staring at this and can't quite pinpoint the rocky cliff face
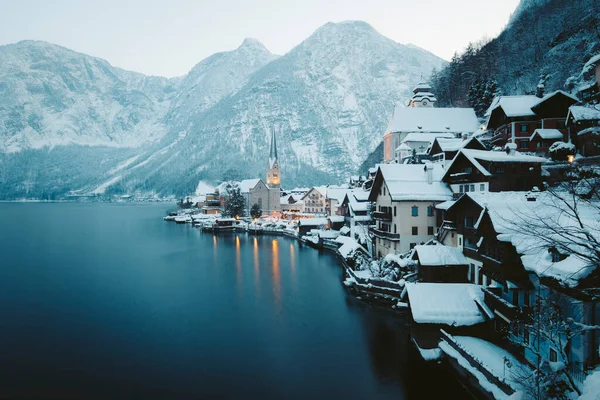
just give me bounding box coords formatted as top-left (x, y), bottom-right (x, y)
top-left (0, 22), bottom-right (446, 198)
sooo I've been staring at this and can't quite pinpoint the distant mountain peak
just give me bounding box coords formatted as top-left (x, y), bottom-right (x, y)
top-left (238, 38), bottom-right (270, 53)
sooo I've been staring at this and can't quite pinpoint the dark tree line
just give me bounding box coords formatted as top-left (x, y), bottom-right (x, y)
top-left (431, 0), bottom-right (600, 112)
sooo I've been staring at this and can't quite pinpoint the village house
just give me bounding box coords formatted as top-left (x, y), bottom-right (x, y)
top-left (280, 193), bottom-right (305, 214)
top-left (301, 187), bottom-right (328, 215)
top-left (578, 53), bottom-right (600, 103)
top-left (382, 82), bottom-right (480, 163)
top-left (486, 90), bottom-right (578, 151)
top-left (438, 190), bottom-right (600, 386)
top-left (441, 146), bottom-right (547, 194)
top-left (412, 244), bottom-right (470, 283)
top-left (405, 282), bottom-right (494, 360)
top-left (427, 136), bottom-right (486, 165)
top-left (566, 104), bottom-right (600, 157)
top-left (368, 163), bottom-right (452, 258)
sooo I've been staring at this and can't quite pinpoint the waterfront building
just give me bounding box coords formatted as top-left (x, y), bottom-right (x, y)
top-left (368, 163), bottom-right (452, 257)
top-left (382, 82), bottom-right (480, 163)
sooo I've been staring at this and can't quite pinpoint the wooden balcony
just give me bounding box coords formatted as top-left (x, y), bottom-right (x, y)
top-left (483, 288), bottom-right (531, 322)
top-left (372, 211), bottom-right (392, 222)
top-left (370, 227), bottom-right (400, 241)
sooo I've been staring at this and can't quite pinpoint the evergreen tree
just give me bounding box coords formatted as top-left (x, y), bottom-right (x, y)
top-left (224, 186), bottom-right (245, 217)
top-left (250, 203), bottom-right (262, 219)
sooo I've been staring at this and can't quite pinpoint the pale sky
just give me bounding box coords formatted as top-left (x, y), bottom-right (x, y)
top-left (0, 0), bottom-right (521, 77)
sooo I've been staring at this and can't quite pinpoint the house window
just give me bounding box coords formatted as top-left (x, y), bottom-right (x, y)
top-left (469, 264), bottom-right (475, 282)
top-left (465, 216), bottom-right (474, 228)
top-left (410, 243), bottom-right (416, 250)
top-left (465, 167), bottom-right (473, 174)
top-left (458, 237), bottom-right (462, 246)
top-left (394, 206), bottom-right (397, 217)
top-left (520, 140), bottom-right (529, 149)
top-left (427, 206), bottom-right (434, 216)
top-left (464, 184), bottom-right (470, 193)
top-left (383, 187), bottom-right (386, 196)
top-left (393, 242), bottom-right (397, 250)
top-left (520, 124), bottom-right (528, 133)
top-left (428, 226), bottom-right (434, 235)
top-left (459, 185), bottom-right (464, 193)
top-left (549, 348), bottom-right (558, 362)
top-left (480, 184), bottom-right (485, 191)
top-left (524, 329), bottom-right (530, 345)
top-left (470, 184), bottom-right (475, 192)
top-left (394, 224), bottom-right (397, 233)
top-left (411, 206), bottom-right (418, 217)
top-left (412, 226), bottom-right (418, 235)
top-left (258, 198), bottom-right (263, 208)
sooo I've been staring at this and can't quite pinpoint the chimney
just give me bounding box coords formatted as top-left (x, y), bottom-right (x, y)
top-left (536, 83), bottom-right (545, 98)
top-left (461, 132), bottom-right (468, 141)
top-left (424, 161), bottom-right (433, 184)
top-left (505, 142), bottom-right (517, 156)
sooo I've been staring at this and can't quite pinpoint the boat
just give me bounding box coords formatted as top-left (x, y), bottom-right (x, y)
top-left (175, 215), bottom-right (192, 224)
top-left (163, 211), bottom-right (178, 221)
top-left (248, 223), bottom-right (263, 235)
top-left (212, 218), bottom-right (236, 232)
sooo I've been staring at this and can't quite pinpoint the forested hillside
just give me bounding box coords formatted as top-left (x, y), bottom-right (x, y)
top-left (431, 0), bottom-right (600, 115)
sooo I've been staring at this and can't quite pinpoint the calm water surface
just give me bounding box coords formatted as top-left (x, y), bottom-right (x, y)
top-left (0, 203), bottom-right (467, 399)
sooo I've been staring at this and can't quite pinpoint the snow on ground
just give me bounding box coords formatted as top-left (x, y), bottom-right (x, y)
top-left (90, 175), bottom-right (122, 194)
top-left (451, 336), bottom-right (531, 389)
top-left (107, 155), bottom-right (141, 175)
top-left (336, 235), bottom-right (361, 258)
top-left (439, 340), bottom-right (512, 400)
top-left (579, 367), bottom-right (600, 400)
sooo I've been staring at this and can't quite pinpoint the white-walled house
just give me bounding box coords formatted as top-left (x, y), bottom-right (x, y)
top-left (301, 187), bottom-right (328, 215)
top-left (368, 163), bottom-right (453, 257)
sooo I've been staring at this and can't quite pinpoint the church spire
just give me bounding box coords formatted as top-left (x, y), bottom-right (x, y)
top-left (269, 129), bottom-right (278, 167)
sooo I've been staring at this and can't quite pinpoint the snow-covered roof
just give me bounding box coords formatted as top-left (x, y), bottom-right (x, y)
top-left (414, 245), bottom-right (468, 266)
top-left (584, 53), bottom-right (600, 69)
top-left (431, 138), bottom-right (467, 152)
top-left (239, 179), bottom-right (262, 193)
top-left (435, 200), bottom-right (455, 210)
top-left (578, 127), bottom-right (600, 136)
top-left (386, 107), bottom-right (480, 134)
top-left (530, 129), bottom-right (564, 141)
top-left (377, 164), bottom-right (453, 202)
top-left (531, 90), bottom-right (579, 109)
top-left (395, 143), bottom-right (412, 152)
top-left (413, 82), bottom-right (433, 92)
top-left (298, 218), bottom-right (329, 226)
top-left (467, 191), bottom-right (600, 288)
top-left (326, 187), bottom-right (349, 202)
top-left (486, 95), bottom-right (538, 118)
top-left (444, 149), bottom-right (547, 180)
top-left (402, 132), bottom-right (454, 144)
top-left (405, 283), bottom-right (492, 326)
top-left (568, 105), bottom-right (600, 122)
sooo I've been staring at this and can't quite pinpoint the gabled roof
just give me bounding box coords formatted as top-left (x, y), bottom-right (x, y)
top-left (442, 149), bottom-right (547, 180)
top-left (531, 90), bottom-right (579, 110)
top-left (467, 191), bottom-right (600, 288)
top-left (405, 283), bottom-right (493, 326)
top-left (530, 129), bottom-right (564, 141)
top-left (414, 245), bottom-right (469, 266)
top-left (386, 107), bottom-right (480, 134)
top-left (568, 104), bottom-right (600, 122)
top-left (486, 95), bottom-right (539, 118)
top-left (239, 179), bottom-right (262, 193)
top-left (429, 136), bottom-right (486, 155)
top-left (370, 163), bottom-right (453, 202)
top-left (301, 186), bottom-right (327, 200)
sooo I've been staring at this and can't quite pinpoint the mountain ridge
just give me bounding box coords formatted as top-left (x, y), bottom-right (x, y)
top-left (0, 20), bottom-right (446, 199)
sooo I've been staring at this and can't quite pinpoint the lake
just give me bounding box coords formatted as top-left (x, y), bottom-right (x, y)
top-left (0, 203), bottom-right (468, 399)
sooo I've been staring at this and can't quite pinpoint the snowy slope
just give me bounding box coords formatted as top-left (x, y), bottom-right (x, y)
top-left (0, 22), bottom-right (446, 198)
top-left (120, 21), bottom-right (446, 192)
top-left (0, 41), bottom-right (178, 152)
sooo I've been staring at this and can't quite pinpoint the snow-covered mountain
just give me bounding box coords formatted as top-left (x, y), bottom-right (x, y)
top-left (0, 21), bottom-right (446, 199)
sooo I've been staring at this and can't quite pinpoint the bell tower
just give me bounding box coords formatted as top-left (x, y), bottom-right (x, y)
top-left (266, 130), bottom-right (281, 213)
top-left (266, 130), bottom-right (280, 188)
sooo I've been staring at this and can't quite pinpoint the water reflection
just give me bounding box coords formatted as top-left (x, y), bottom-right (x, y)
top-left (253, 237), bottom-right (260, 297)
top-left (235, 235), bottom-right (242, 294)
top-left (272, 239), bottom-right (281, 311)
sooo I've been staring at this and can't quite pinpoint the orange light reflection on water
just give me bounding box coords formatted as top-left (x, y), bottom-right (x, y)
top-left (272, 239), bottom-right (281, 308)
